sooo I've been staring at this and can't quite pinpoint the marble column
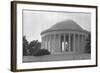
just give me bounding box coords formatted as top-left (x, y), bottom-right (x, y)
top-left (45, 36), bottom-right (47, 49)
top-left (47, 35), bottom-right (50, 51)
top-left (42, 36), bottom-right (44, 49)
top-left (54, 34), bottom-right (56, 52)
top-left (59, 34), bottom-right (61, 52)
top-left (64, 34), bottom-right (66, 51)
top-left (68, 33), bottom-right (71, 51)
top-left (83, 35), bottom-right (85, 53)
top-left (46, 36), bottom-right (47, 49)
top-left (78, 34), bottom-right (80, 52)
top-left (44, 36), bottom-right (46, 49)
top-left (49, 34), bottom-right (51, 52)
top-left (55, 34), bottom-right (57, 51)
top-left (81, 34), bottom-right (84, 53)
top-left (43, 36), bottom-right (45, 49)
top-left (80, 35), bottom-right (82, 52)
top-left (51, 34), bottom-right (53, 52)
top-left (46, 35), bottom-right (48, 49)
top-left (73, 33), bottom-right (76, 52)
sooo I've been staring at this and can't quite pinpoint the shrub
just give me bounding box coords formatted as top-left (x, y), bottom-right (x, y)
top-left (85, 33), bottom-right (91, 53)
top-left (23, 38), bottom-right (51, 56)
top-left (33, 49), bottom-right (50, 56)
top-left (29, 40), bottom-right (41, 55)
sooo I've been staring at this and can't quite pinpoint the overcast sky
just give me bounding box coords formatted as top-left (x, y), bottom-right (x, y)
top-left (23, 10), bottom-right (91, 42)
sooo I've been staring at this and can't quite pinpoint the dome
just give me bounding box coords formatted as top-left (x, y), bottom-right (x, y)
top-left (50, 19), bottom-right (83, 31)
top-left (41, 19), bottom-right (87, 35)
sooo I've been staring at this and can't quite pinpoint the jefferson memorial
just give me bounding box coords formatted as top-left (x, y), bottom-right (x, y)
top-left (41, 19), bottom-right (89, 54)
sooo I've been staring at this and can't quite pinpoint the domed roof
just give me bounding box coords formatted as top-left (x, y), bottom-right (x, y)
top-left (50, 19), bottom-right (83, 31)
top-left (41, 19), bottom-right (87, 35)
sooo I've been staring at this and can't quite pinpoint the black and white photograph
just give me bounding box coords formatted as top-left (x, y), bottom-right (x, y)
top-left (11, 1), bottom-right (97, 71)
top-left (23, 10), bottom-right (91, 62)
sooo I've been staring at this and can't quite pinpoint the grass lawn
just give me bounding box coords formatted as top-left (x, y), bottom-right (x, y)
top-left (23, 53), bottom-right (91, 63)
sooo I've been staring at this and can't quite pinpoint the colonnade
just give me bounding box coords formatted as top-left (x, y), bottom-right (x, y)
top-left (41, 32), bottom-right (86, 54)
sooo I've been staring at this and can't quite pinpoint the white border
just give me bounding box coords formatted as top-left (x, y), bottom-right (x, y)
top-left (17, 3), bottom-right (96, 69)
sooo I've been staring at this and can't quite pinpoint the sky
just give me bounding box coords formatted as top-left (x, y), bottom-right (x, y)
top-left (23, 10), bottom-right (91, 42)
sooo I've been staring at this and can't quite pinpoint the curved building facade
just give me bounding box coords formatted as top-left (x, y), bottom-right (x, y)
top-left (41, 19), bottom-right (89, 54)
